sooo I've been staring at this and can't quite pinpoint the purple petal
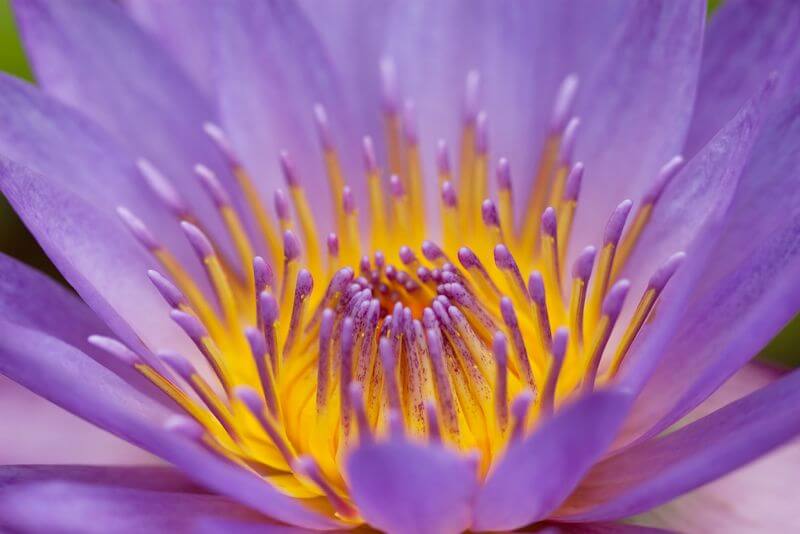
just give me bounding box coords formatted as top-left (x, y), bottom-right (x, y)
top-left (122, 0), bottom-right (216, 101)
top-left (613, 76), bottom-right (775, 397)
top-left (12, 0), bottom-right (242, 261)
top-left (0, 321), bottom-right (342, 529)
top-left (0, 465), bottom-right (202, 493)
top-left (635, 365), bottom-right (800, 532)
top-left (555, 367), bottom-right (800, 522)
top-left (568, 1), bottom-right (705, 262)
top-left (472, 389), bottom-right (633, 531)
top-left (0, 251), bottom-right (108, 351)
top-left (538, 522), bottom-right (673, 534)
top-left (0, 157), bottom-right (194, 357)
top-left (685, 0), bottom-right (800, 155)
top-left (345, 438), bottom-right (478, 534)
top-left (213, 0), bottom-right (354, 226)
top-left (618, 82), bottom-right (799, 448)
top-left (0, 466), bottom-right (291, 533)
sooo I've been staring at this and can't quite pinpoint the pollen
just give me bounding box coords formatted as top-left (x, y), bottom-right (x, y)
top-left (102, 62), bottom-right (685, 522)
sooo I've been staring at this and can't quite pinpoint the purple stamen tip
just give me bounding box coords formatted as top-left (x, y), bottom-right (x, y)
top-left (644, 155), bottom-right (685, 204)
top-left (422, 307), bottom-right (437, 330)
top-left (475, 112), bottom-right (489, 154)
top-left (203, 122), bottom-right (239, 166)
top-left (279, 151), bottom-right (300, 187)
top-left (402, 100), bottom-right (418, 144)
top-left (482, 199), bottom-right (500, 227)
top-left (283, 230), bottom-right (301, 261)
top-left (437, 140), bottom-right (451, 174)
top-left (528, 271), bottom-right (546, 304)
top-left (87, 335), bottom-right (139, 365)
top-left (492, 331), bottom-right (508, 364)
top-left (117, 206), bottom-right (158, 250)
top-left (493, 244), bottom-right (516, 270)
top-left (499, 296), bottom-right (517, 324)
top-left (564, 162), bottom-right (584, 201)
top-left (458, 247), bottom-right (478, 268)
top-left (463, 70), bottom-right (481, 123)
top-left (379, 337), bottom-right (395, 369)
top-left (422, 241), bottom-right (443, 261)
top-left (165, 415), bottom-right (204, 440)
top-left (253, 256), bottom-right (274, 290)
top-left (181, 221), bottom-right (214, 258)
top-left (572, 246), bottom-right (597, 280)
top-left (602, 279), bottom-right (631, 318)
top-left (195, 164), bottom-right (230, 207)
top-left (260, 292), bottom-right (279, 323)
top-left (362, 136), bottom-right (378, 172)
top-left (137, 158), bottom-right (187, 216)
top-left (550, 73), bottom-right (579, 133)
top-left (441, 181), bottom-right (457, 207)
top-left (604, 199), bottom-right (633, 246)
top-left (374, 251), bottom-right (386, 269)
top-left (342, 186), bottom-right (356, 214)
top-left (296, 269), bottom-right (314, 296)
top-left (380, 57), bottom-right (399, 114)
top-left (327, 233), bottom-right (339, 256)
top-left (399, 246), bottom-right (415, 265)
top-left (170, 309), bottom-right (208, 340)
top-left (313, 103), bottom-right (334, 150)
top-left (159, 350), bottom-right (194, 378)
top-left (552, 328), bottom-right (569, 362)
top-left (331, 267), bottom-right (354, 291)
top-left (273, 189), bottom-right (290, 220)
top-left (389, 174), bottom-right (404, 197)
top-left (320, 308), bottom-right (335, 338)
top-left (541, 207), bottom-right (558, 237)
top-left (496, 158), bottom-right (511, 190)
top-left (245, 326), bottom-right (267, 357)
top-left (235, 385), bottom-right (264, 414)
top-left (558, 117), bottom-right (581, 164)
top-left (649, 252), bottom-right (686, 291)
top-left (147, 270), bottom-right (186, 308)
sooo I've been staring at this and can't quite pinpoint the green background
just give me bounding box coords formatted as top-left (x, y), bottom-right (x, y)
top-left (0, 0), bottom-right (796, 366)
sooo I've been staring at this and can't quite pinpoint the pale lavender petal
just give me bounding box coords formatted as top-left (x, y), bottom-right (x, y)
top-left (472, 389), bottom-right (633, 531)
top-left (0, 377), bottom-right (155, 465)
top-left (685, 0), bottom-right (800, 155)
top-left (0, 321), bottom-right (342, 529)
top-left (12, 0), bottom-right (242, 260)
top-left (535, 523), bottom-right (673, 534)
top-left (0, 74), bottom-right (203, 279)
top-left (0, 157), bottom-right (194, 357)
top-left (555, 367), bottom-right (800, 522)
top-left (345, 438), bottom-right (478, 534)
top-left (122, 0), bottom-right (216, 101)
top-left (383, 1), bottom-right (631, 219)
top-left (568, 0), bottom-right (705, 262)
top-left (635, 365), bottom-right (800, 532)
top-left (618, 82), bottom-right (799, 447)
top-left (214, 0), bottom-right (354, 226)
top-left (0, 466), bottom-right (289, 533)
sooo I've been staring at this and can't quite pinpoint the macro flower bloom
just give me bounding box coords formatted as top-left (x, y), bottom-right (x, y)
top-left (0, 0), bottom-right (799, 532)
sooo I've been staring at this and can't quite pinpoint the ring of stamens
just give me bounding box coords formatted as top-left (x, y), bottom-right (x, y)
top-left (99, 62), bottom-right (686, 521)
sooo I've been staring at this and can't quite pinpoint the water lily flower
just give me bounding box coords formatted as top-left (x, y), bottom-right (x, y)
top-left (1, 0), bottom-right (799, 532)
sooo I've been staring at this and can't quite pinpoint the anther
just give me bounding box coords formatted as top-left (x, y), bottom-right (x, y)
top-left (493, 332), bottom-right (509, 432)
top-left (87, 335), bottom-right (140, 366)
top-left (499, 297), bottom-right (537, 390)
top-left (510, 390), bottom-right (534, 441)
top-left (349, 382), bottom-right (373, 445)
top-left (528, 271), bottom-right (553, 352)
top-left (147, 270), bottom-right (187, 309)
top-left (293, 456), bottom-right (357, 519)
top-left (117, 207), bottom-right (158, 251)
top-left (550, 74), bottom-right (579, 133)
top-left (245, 327), bottom-right (279, 416)
top-left (313, 103), bottom-right (334, 151)
top-left (195, 164), bottom-right (230, 207)
top-left (137, 158), bottom-right (188, 217)
top-left (203, 122), bottom-right (239, 166)
top-left (583, 279), bottom-right (630, 390)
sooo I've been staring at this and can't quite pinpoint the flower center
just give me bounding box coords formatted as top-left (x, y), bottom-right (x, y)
top-left (100, 63), bottom-right (685, 521)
